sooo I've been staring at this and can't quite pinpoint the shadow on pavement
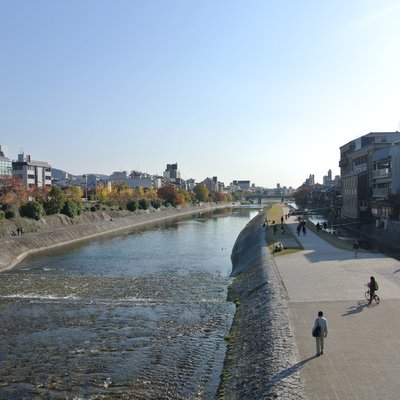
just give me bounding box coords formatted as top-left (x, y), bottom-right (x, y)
top-left (342, 300), bottom-right (369, 316)
top-left (265, 355), bottom-right (317, 389)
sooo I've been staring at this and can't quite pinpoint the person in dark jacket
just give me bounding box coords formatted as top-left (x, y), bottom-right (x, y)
top-left (367, 276), bottom-right (377, 305)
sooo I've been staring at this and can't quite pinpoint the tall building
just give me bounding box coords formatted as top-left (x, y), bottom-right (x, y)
top-left (323, 169), bottom-right (334, 185)
top-left (12, 153), bottom-right (52, 189)
top-left (339, 132), bottom-right (400, 219)
top-left (0, 145), bottom-right (12, 177)
top-left (163, 163), bottom-right (181, 180)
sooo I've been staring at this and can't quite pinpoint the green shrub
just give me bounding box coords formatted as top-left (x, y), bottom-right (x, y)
top-left (20, 201), bottom-right (45, 221)
top-left (5, 210), bottom-right (16, 219)
top-left (44, 198), bottom-right (65, 215)
top-left (0, 210), bottom-right (4, 221)
top-left (151, 199), bottom-right (162, 209)
top-left (127, 200), bottom-right (138, 212)
top-left (61, 200), bottom-right (79, 218)
top-left (138, 199), bottom-right (150, 210)
top-left (90, 203), bottom-right (101, 212)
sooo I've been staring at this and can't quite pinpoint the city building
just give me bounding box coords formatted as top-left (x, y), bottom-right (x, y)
top-left (0, 145), bottom-right (12, 177)
top-left (231, 180), bottom-right (251, 191)
top-left (12, 153), bottom-right (52, 189)
top-left (186, 178), bottom-right (196, 191)
top-left (339, 132), bottom-right (400, 219)
top-left (202, 176), bottom-right (224, 193)
top-left (370, 141), bottom-right (400, 226)
top-left (109, 171), bottom-right (129, 181)
top-left (303, 174), bottom-right (315, 186)
top-left (163, 163), bottom-right (186, 189)
top-left (163, 163), bottom-right (181, 180)
top-left (127, 171), bottom-right (154, 189)
top-left (109, 170), bottom-right (155, 189)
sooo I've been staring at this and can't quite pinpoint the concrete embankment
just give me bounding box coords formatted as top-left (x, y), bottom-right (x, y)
top-left (0, 204), bottom-right (227, 272)
top-left (218, 211), bottom-right (305, 399)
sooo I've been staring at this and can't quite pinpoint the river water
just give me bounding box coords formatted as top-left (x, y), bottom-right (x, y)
top-left (0, 207), bottom-right (261, 400)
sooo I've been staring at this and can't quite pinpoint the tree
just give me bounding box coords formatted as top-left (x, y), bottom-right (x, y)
top-left (178, 189), bottom-right (191, 204)
top-left (231, 191), bottom-right (243, 201)
top-left (137, 186), bottom-right (145, 199)
top-left (157, 186), bottom-right (178, 206)
top-left (96, 183), bottom-right (110, 204)
top-left (20, 200), bottom-right (45, 220)
top-left (293, 186), bottom-right (310, 209)
top-left (44, 186), bottom-right (65, 215)
top-left (215, 192), bottom-right (227, 202)
top-left (31, 186), bottom-right (51, 204)
top-left (176, 192), bottom-right (186, 205)
top-left (193, 183), bottom-right (209, 202)
top-left (65, 186), bottom-right (84, 203)
top-left (118, 187), bottom-right (134, 207)
top-left (61, 199), bottom-right (80, 218)
top-left (144, 188), bottom-right (158, 201)
top-left (0, 176), bottom-right (28, 214)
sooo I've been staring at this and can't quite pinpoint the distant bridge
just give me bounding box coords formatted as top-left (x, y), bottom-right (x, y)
top-left (244, 194), bottom-right (293, 204)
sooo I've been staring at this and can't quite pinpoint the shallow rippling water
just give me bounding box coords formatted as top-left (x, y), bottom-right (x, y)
top-left (0, 207), bottom-right (260, 399)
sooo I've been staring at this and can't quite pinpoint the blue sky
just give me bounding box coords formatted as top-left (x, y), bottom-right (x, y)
top-left (1, 1), bottom-right (399, 188)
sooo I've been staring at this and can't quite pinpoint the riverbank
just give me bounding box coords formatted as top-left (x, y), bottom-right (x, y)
top-left (218, 211), bottom-right (305, 399)
top-left (0, 203), bottom-right (229, 272)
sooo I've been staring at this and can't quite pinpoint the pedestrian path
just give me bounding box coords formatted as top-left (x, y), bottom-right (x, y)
top-left (273, 208), bottom-right (400, 399)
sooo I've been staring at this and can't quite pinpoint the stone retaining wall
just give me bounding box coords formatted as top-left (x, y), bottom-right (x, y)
top-left (0, 204), bottom-right (226, 272)
top-left (218, 211), bottom-right (305, 399)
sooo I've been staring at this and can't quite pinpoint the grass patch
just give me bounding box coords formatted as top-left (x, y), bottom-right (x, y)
top-left (273, 248), bottom-right (300, 256)
top-left (262, 203), bottom-right (302, 254)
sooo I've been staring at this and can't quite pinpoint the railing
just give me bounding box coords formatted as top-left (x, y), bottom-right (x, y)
top-left (373, 168), bottom-right (391, 179)
top-left (373, 188), bottom-right (389, 198)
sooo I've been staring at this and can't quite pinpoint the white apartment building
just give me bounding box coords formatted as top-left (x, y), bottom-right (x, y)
top-left (12, 153), bottom-right (52, 188)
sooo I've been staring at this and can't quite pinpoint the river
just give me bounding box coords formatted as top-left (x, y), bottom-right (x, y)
top-left (0, 206), bottom-right (261, 400)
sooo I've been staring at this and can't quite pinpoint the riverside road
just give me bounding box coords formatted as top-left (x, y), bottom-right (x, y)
top-left (275, 207), bottom-right (400, 400)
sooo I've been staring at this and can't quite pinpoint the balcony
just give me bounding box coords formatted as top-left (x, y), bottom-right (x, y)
top-left (373, 168), bottom-right (391, 179)
top-left (373, 188), bottom-right (389, 198)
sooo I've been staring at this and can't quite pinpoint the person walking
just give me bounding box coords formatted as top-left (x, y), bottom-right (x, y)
top-left (353, 240), bottom-right (360, 257)
top-left (312, 311), bottom-right (328, 356)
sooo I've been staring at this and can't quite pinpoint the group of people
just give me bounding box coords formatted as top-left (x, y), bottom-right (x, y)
top-left (315, 221), bottom-right (328, 232)
top-left (296, 221), bottom-right (307, 236)
top-left (262, 219), bottom-right (286, 236)
top-left (11, 227), bottom-right (24, 236)
top-left (312, 276), bottom-right (378, 356)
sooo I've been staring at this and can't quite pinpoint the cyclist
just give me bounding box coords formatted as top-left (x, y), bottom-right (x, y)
top-left (367, 276), bottom-right (377, 305)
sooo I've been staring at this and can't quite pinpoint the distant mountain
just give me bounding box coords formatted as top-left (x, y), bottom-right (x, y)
top-left (52, 168), bottom-right (110, 182)
top-left (52, 168), bottom-right (77, 181)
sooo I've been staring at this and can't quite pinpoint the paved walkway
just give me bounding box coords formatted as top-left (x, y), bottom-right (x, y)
top-left (274, 208), bottom-right (400, 400)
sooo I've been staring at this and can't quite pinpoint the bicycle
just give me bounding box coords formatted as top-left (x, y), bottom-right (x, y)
top-left (365, 284), bottom-right (380, 305)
